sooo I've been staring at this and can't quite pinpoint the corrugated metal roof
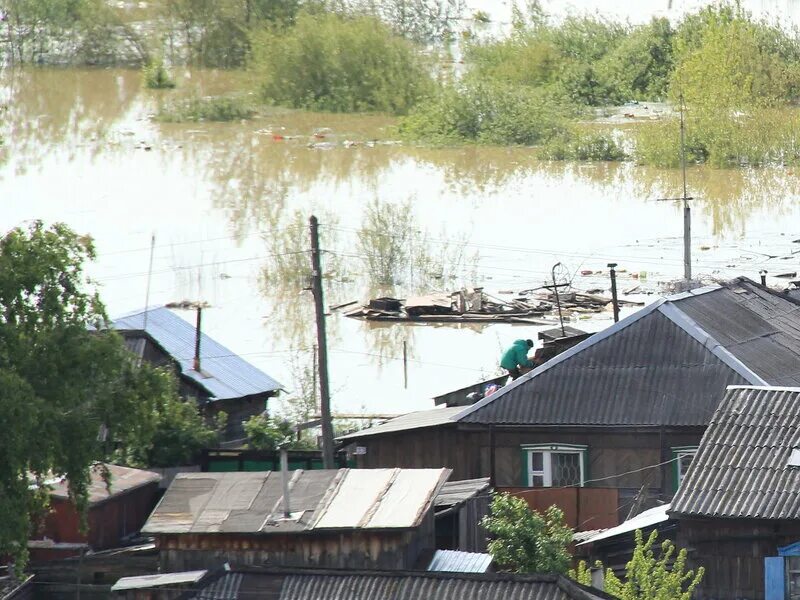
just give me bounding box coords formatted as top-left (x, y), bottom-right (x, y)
top-left (111, 570), bottom-right (207, 591)
top-left (142, 468), bottom-right (450, 535)
top-left (456, 279), bottom-right (800, 427)
top-left (337, 407), bottom-right (462, 440)
top-left (670, 385), bottom-right (800, 519)
top-left (48, 463), bottom-right (160, 505)
top-left (435, 478), bottom-right (491, 508)
top-left (427, 550), bottom-right (492, 573)
top-left (112, 307), bottom-right (282, 401)
top-left (577, 504), bottom-right (670, 546)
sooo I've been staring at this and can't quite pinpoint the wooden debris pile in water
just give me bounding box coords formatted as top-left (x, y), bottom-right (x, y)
top-left (343, 287), bottom-right (643, 324)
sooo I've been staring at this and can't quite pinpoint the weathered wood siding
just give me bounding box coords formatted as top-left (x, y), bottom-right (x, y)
top-left (677, 518), bottom-right (800, 600)
top-left (155, 511), bottom-right (436, 572)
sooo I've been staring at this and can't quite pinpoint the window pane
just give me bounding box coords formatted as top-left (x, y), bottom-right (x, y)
top-left (530, 452), bottom-right (543, 471)
top-left (679, 453), bottom-right (695, 481)
top-left (551, 452), bottom-right (581, 487)
top-left (530, 475), bottom-right (545, 487)
top-left (788, 557), bottom-right (800, 600)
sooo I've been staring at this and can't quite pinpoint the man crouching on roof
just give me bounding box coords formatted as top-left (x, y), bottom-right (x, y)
top-left (500, 339), bottom-right (535, 380)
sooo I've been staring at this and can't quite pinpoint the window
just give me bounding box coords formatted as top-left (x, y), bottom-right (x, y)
top-left (672, 446), bottom-right (698, 489)
top-left (522, 445), bottom-right (587, 487)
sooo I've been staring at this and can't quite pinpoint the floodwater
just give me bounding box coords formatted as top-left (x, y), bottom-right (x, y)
top-left (3, 67), bottom-right (800, 418)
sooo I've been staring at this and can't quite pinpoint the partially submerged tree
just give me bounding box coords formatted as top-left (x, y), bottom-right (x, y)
top-left (481, 493), bottom-right (573, 574)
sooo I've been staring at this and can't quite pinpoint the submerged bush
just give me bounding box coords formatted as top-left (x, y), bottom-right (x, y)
top-left (143, 57), bottom-right (176, 89)
top-left (251, 11), bottom-right (434, 114)
top-left (400, 82), bottom-right (571, 145)
top-left (156, 95), bottom-right (255, 122)
top-left (542, 128), bottom-right (627, 161)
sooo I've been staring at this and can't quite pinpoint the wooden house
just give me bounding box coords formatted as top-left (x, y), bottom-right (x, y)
top-left (112, 307), bottom-right (283, 446)
top-left (111, 565), bottom-right (616, 600)
top-left (669, 385), bottom-right (800, 600)
top-left (142, 468), bottom-right (450, 572)
top-left (340, 278), bottom-right (800, 530)
top-left (29, 464), bottom-right (161, 562)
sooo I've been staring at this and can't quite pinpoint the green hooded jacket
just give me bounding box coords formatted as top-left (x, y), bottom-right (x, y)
top-left (500, 339), bottom-right (533, 370)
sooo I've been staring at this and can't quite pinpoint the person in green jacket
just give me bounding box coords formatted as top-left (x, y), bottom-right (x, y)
top-left (500, 339), bottom-right (534, 380)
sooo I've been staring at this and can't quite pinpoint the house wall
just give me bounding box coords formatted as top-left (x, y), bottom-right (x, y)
top-left (207, 395), bottom-right (270, 447)
top-left (676, 518), bottom-right (800, 600)
top-left (156, 511), bottom-right (436, 572)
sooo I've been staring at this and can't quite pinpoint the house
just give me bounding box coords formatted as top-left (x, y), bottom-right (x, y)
top-left (669, 385), bottom-right (800, 600)
top-left (112, 307), bottom-right (283, 446)
top-left (111, 565), bottom-right (616, 600)
top-left (142, 468), bottom-right (450, 572)
top-left (340, 278), bottom-right (800, 530)
top-left (29, 464), bottom-right (161, 562)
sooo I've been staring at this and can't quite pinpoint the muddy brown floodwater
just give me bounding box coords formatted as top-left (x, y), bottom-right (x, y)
top-left (3, 67), bottom-right (800, 416)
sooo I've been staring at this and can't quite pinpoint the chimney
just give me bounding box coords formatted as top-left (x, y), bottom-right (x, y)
top-left (760, 270), bottom-right (768, 286)
top-left (280, 446), bottom-right (291, 518)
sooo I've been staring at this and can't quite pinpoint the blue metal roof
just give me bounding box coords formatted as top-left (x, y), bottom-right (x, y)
top-left (112, 307), bottom-right (282, 401)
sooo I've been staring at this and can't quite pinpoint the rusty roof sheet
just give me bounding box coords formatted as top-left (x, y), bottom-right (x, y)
top-left (670, 385), bottom-right (800, 519)
top-left (49, 463), bottom-right (161, 505)
top-left (454, 279), bottom-right (800, 427)
top-left (142, 468), bottom-right (450, 535)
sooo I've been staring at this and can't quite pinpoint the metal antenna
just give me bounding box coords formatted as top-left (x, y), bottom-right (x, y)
top-left (143, 233), bottom-right (156, 330)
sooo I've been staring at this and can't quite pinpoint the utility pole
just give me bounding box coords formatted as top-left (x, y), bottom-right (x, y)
top-left (608, 263), bottom-right (620, 323)
top-left (657, 95), bottom-right (693, 282)
top-left (309, 215), bottom-right (335, 469)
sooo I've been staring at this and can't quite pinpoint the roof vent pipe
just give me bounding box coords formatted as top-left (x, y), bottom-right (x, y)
top-left (280, 446), bottom-right (291, 518)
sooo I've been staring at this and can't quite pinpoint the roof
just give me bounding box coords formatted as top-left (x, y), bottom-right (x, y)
top-left (111, 570), bottom-right (207, 592)
top-left (112, 307), bottom-right (282, 401)
top-left (337, 407), bottom-right (462, 440)
top-left (577, 504), bottom-right (670, 546)
top-left (181, 568), bottom-right (615, 600)
top-left (427, 550), bottom-right (492, 573)
top-left (434, 478), bottom-right (491, 508)
top-left (49, 464), bottom-right (161, 506)
top-left (455, 278), bottom-right (800, 427)
top-left (142, 468), bottom-right (450, 535)
top-left (670, 385), bottom-right (800, 520)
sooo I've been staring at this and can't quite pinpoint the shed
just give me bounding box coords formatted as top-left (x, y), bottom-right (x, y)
top-left (112, 307), bottom-right (283, 446)
top-left (434, 478), bottom-right (491, 552)
top-left (142, 468), bottom-right (450, 571)
top-left (29, 464), bottom-right (161, 562)
top-left (670, 385), bottom-right (800, 600)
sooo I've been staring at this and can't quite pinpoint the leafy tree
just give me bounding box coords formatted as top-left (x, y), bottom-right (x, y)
top-left (251, 11), bottom-right (434, 114)
top-left (571, 530), bottom-right (704, 600)
top-left (481, 493), bottom-right (573, 574)
top-left (244, 414), bottom-right (316, 450)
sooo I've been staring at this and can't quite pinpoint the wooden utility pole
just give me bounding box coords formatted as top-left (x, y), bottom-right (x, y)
top-left (608, 262), bottom-right (620, 323)
top-left (309, 216), bottom-right (335, 469)
top-left (658, 95), bottom-right (693, 282)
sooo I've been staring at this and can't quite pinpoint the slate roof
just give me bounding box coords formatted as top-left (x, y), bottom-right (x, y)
top-left (180, 568), bottom-right (615, 600)
top-left (142, 468), bottom-right (450, 535)
top-left (455, 278), bottom-right (800, 427)
top-left (48, 463), bottom-right (161, 506)
top-left (434, 478), bottom-right (491, 509)
top-left (670, 385), bottom-right (800, 519)
top-left (112, 307), bottom-right (282, 401)
top-left (337, 407), bottom-right (463, 440)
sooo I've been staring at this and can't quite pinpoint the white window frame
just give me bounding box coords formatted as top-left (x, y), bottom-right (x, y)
top-left (673, 446), bottom-right (698, 487)
top-left (522, 444), bottom-right (587, 488)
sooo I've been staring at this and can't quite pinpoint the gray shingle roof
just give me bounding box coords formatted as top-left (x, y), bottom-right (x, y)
top-left (113, 307), bottom-right (282, 401)
top-left (456, 279), bottom-right (800, 427)
top-left (185, 569), bottom-right (614, 600)
top-left (670, 385), bottom-right (800, 519)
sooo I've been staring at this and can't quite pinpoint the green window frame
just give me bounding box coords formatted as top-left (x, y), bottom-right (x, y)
top-left (520, 444), bottom-right (588, 487)
top-left (672, 446), bottom-right (698, 491)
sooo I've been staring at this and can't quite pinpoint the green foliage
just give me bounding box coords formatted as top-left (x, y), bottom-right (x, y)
top-left (602, 530), bottom-right (704, 600)
top-left (569, 560), bottom-right (596, 586)
top-left (143, 57), bottom-right (176, 89)
top-left (481, 493), bottom-right (573, 574)
top-left (112, 367), bottom-right (219, 468)
top-left (542, 127), bottom-right (627, 161)
top-left (244, 414), bottom-right (295, 451)
top-left (401, 82), bottom-right (570, 145)
top-left (328, 0), bottom-right (465, 42)
top-left (156, 95), bottom-right (255, 122)
top-left (251, 11), bottom-right (433, 114)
